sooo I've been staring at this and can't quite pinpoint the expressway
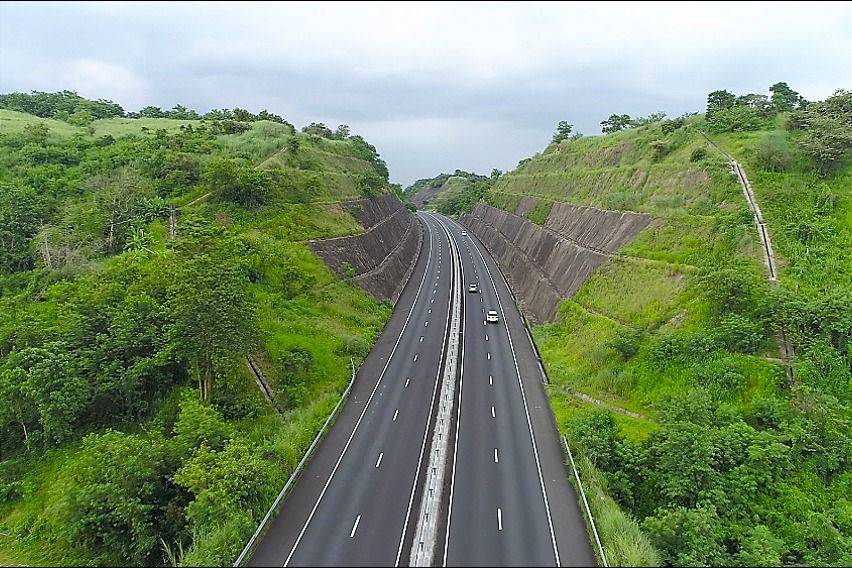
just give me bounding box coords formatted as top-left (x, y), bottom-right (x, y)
top-left (246, 211), bottom-right (595, 567)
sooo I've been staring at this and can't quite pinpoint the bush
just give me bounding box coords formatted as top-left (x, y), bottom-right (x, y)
top-left (689, 147), bottom-right (707, 162)
top-left (204, 157), bottom-right (271, 207)
top-left (650, 140), bottom-right (670, 161)
top-left (608, 328), bottom-right (643, 360)
top-left (756, 131), bottom-right (794, 172)
top-left (63, 430), bottom-right (183, 564)
top-left (716, 313), bottom-right (766, 353)
top-left (707, 105), bottom-right (768, 133)
top-left (174, 437), bottom-right (276, 537)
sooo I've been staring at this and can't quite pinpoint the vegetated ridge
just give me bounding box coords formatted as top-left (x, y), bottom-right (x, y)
top-left (451, 84), bottom-right (850, 567)
top-left (0, 91), bottom-right (406, 566)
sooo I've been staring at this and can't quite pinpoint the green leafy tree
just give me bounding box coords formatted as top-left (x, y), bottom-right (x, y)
top-left (63, 430), bottom-right (181, 564)
top-left (167, 248), bottom-right (255, 401)
top-left (706, 89), bottom-right (736, 120)
top-left (643, 506), bottom-right (726, 566)
top-left (788, 89), bottom-right (852, 176)
top-left (551, 120), bottom-right (574, 143)
top-left (601, 113), bottom-right (633, 133)
top-left (770, 81), bottom-right (805, 112)
top-left (174, 437), bottom-right (277, 564)
top-left (203, 157), bottom-right (271, 207)
top-left (22, 122), bottom-right (50, 145)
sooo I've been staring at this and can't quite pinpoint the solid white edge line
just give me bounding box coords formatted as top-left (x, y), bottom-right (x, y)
top-left (453, 217), bottom-right (562, 566)
top-left (395, 215), bottom-right (457, 566)
top-left (283, 212), bottom-right (436, 566)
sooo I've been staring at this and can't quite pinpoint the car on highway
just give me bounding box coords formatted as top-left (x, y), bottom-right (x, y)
top-left (460, 231), bottom-right (467, 236)
top-left (486, 310), bottom-right (499, 323)
top-left (468, 283), bottom-right (479, 293)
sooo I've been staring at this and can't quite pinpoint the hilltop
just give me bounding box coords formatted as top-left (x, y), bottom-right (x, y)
top-left (0, 92), bottom-right (403, 565)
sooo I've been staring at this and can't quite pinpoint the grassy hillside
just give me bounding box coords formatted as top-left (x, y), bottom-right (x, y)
top-left (403, 169), bottom-right (494, 214)
top-left (0, 98), bottom-right (394, 565)
top-left (482, 95), bottom-right (851, 566)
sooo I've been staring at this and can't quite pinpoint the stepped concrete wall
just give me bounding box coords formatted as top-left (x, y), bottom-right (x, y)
top-left (460, 200), bottom-right (650, 322)
top-left (310, 194), bottom-right (423, 303)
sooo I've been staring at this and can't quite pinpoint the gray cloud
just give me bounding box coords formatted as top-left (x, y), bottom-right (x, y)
top-left (1, 1), bottom-right (850, 185)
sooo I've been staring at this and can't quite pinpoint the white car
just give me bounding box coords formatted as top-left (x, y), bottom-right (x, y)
top-left (460, 231), bottom-right (467, 236)
top-left (468, 283), bottom-right (479, 293)
top-left (486, 310), bottom-right (499, 323)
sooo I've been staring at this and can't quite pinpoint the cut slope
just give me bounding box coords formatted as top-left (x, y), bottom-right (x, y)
top-left (461, 110), bottom-right (851, 567)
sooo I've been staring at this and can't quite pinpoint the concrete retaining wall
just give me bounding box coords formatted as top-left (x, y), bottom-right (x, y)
top-left (460, 201), bottom-right (650, 322)
top-left (310, 193), bottom-right (423, 303)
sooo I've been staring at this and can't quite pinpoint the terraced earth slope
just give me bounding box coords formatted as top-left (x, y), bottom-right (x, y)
top-left (461, 110), bottom-right (851, 566)
top-left (0, 104), bottom-right (412, 565)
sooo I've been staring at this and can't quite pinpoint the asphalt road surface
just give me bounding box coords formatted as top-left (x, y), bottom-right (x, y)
top-left (246, 212), bottom-right (595, 567)
top-left (435, 214), bottom-right (595, 567)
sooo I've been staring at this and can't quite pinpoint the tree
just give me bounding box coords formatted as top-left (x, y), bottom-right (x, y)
top-left (788, 89), bottom-right (852, 176)
top-left (736, 93), bottom-right (773, 117)
top-left (334, 124), bottom-right (350, 139)
top-left (551, 120), bottom-right (574, 144)
top-left (770, 81), bottom-right (805, 112)
top-left (167, 249), bottom-right (255, 401)
top-left (173, 437), bottom-right (275, 536)
top-left (357, 171), bottom-right (386, 199)
top-left (22, 123), bottom-right (50, 145)
top-left (706, 89), bottom-right (736, 120)
top-left (301, 122), bottom-right (333, 138)
top-left (203, 157), bottom-right (270, 207)
top-left (63, 430), bottom-right (180, 564)
top-left (601, 114), bottom-right (633, 133)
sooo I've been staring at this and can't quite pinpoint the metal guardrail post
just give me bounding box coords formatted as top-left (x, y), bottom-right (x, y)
top-left (234, 358), bottom-right (359, 566)
top-left (562, 435), bottom-right (608, 567)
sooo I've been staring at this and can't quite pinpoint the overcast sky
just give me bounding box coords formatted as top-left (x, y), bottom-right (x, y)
top-left (1, 2), bottom-right (850, 185)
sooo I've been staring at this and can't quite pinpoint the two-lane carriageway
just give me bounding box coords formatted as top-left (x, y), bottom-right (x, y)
top-left (248, 212), bottom-right (457, 566)
top-left (432, 213), bottom-right (595, 567)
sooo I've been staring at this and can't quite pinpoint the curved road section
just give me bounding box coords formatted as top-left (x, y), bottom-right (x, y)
top-left (245, 212), bottom-right (594, 567)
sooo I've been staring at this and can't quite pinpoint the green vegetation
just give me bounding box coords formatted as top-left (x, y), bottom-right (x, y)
top-left (488, 86), bottom-right (851, 565)
top-left (402, 169), bottom-right (496, 216)
top-left (0, 92), bottom-right (395, 565)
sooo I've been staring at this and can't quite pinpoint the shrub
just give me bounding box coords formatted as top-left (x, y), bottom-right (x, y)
top-left (204, 157), bottom-right (271, 207)
top-left (650, 140), bottom-right (670, 161)
top-left (716, 313), bottom-right (766, 353)
top-left (63, 430), bottom-right (182, 564)
top-left (608, 328), bottom-right (643, 360)
top-left (690, 147), bottom-right (707, 162)
top-left (707, 105), bottom-right (768, 133)
top-left (756, 131), bottom-right (794, 172)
